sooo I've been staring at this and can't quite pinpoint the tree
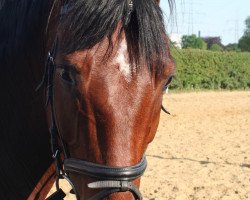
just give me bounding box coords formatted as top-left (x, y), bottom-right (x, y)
top-left (238, 36), bottom-right (250, 52)
top-left (210, 44), bottom-right (223, 51)
top-left (182, 34), bottom-right (207, 50)
top-left (202, 37), bottom-right (222, 49)
top-left (244, 16), bottom-right (250, 36)
top-left (238, 16), bottom-right (250, 52)
top-left (225, 43), bottom-right (240, 52)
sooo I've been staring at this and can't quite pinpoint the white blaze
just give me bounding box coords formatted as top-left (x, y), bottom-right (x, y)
top-left (115, 39), bottom-right (131, 80)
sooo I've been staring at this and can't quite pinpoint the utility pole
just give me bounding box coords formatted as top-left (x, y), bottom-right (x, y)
top-left (170, 0), bottom-right (205, 36)
top-left (188, 0), bottom-right (193, 34)
top-left (225, 19), bottom-right (240, 43)
top-left (234, 20), bottom-right (239, 43)
top-left (179, 0), bottom-right (204, 35)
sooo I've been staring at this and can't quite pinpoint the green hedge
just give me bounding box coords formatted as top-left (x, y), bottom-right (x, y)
top-left (170, 49), bottom-right (250, 90)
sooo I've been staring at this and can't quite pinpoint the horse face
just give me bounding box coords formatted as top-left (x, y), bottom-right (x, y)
top-left (51, 33), bottom-right (175, 199)
top-left (46, 0), bottom-right (175, 198)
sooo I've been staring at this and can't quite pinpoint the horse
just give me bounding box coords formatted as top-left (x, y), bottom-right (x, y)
top-left (0, 0), bottom-right (175, 199)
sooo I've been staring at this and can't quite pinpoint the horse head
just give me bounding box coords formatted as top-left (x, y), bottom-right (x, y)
top-left (45, 0), bottom-right (175, 199)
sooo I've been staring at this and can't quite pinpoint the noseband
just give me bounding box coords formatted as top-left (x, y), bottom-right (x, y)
top-left (39, 2), bottom-right (149, 200)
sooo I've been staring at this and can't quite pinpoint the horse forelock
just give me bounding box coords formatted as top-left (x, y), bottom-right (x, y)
top-left (60, 0), bottom-right (174, 74)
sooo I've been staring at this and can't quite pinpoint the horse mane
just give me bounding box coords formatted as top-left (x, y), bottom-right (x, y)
top-left (0, 1), bottom-right (54, 199)
top-left (61, 0), bottom-right (174, 73)
top-left (0, 0), bottom-right (54, 67)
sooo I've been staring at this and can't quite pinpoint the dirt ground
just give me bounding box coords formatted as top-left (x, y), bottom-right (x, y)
top-left (50, 91), bottom-right (250, 199)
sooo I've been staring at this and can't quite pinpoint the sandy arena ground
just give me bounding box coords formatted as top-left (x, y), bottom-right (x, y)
top-left (49, 91), bottom-right (250, 199)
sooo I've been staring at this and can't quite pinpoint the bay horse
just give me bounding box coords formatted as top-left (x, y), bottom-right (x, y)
top-left (0, 0), bottom-right (175, 199)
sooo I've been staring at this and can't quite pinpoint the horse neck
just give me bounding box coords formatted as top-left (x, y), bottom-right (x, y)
top-left (0, 1), bottom-right (56, 199)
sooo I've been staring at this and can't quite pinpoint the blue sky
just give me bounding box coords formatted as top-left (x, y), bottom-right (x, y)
top-left (160, 0), bottom-right (250, 45)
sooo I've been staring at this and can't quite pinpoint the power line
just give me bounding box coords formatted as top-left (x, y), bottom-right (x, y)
top-left (224, 19), bottom-right (240, 43)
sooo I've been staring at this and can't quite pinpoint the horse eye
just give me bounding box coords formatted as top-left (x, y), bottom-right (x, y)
top-left (163, 76), bottom-right (173, 91)
top-left (58, 68), bottom-right (74, 84)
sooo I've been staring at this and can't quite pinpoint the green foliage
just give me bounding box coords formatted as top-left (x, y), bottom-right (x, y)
top-left (200, 40), bottom-right (207, 50)
top-left (238, 35), bottom-right (250, 52)
top-left (182, 34), bottom-right (207, 50)
top-left (225, 43), bottom-right (240, 52)
top-left (170, 48), bottom-right (250, 90)
top-left (244, 16), bottom-right (250, 36)
top-left (210, 44), bottom-right (223, 51)
top-left (238, 16), bottom-right (250, 52)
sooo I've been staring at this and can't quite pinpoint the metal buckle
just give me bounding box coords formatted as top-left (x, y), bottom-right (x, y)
top-left (52, 149), bottom-right (59, 159)
top-left (129, 0), bottom-right (133, 11)
top-left (48, 52), bottom-right (54, 64)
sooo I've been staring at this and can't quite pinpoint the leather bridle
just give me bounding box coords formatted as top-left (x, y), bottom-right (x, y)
top-left (39, 1), bottom-right (171, 199)
top-left (39, 38), bottom-right (147, 200)
top-left (37, 2), bottom-right (149, 200)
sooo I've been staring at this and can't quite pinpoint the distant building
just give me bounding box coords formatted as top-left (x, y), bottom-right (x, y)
top-left (169, 33), bottom-right (182, 49)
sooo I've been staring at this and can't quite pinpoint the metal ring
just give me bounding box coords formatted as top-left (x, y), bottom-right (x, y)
top-left (52, 149), bottom-right (59, 158)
